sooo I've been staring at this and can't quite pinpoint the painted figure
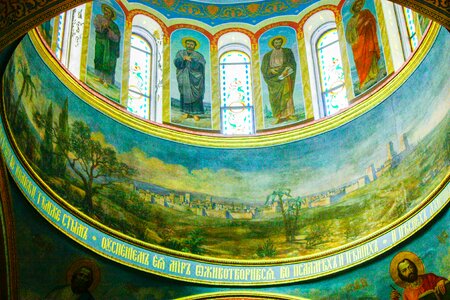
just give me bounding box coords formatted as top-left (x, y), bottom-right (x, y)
top-left (174, 37), bottom-right (206, 121)
top-left (93, 4), bottom-right (121, 87)
top-left (261, 36), bottom-right (297, 124)
top-left (45, 266), bottom-right (96, 300)
top-left (390, 251), bottom-right (448, 300)
top-left (345, 0), bottom-right (380, 90)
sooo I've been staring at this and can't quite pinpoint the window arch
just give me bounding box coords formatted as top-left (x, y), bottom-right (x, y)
top-left (46, 5), bottom-right (86, 78)
top-left (312, 23), bottom-right (348, 117)
top-left (218, 46), bottom-right (255, 135)
top-left (127, 26), bottom-right (158, 120)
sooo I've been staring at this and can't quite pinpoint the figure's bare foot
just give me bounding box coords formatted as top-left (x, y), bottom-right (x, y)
top-left (181, 113), bottom-right (190, 119)
top-left (288, 115), bottom-right (297, 121)
top-left (193, 115), bottom-right (200, 121)
top-left (272, 118), bottom-right (282, 125)
top-left (94, 77), bottom-right (103, 83)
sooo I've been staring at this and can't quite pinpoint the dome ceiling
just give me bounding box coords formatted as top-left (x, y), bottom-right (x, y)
top-left (128, 0), bottom-right (318, 25)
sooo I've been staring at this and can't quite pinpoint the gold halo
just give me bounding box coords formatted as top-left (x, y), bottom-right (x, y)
top-left (268, 36), bottom-right (287, 49)
top-left (181, 37), bottom-right (200, 49)
top-left (101, 4), bottom-right (117, 20)
top-left (66, 258), bottom-right (101, 292)
top-left (350, 0), bottom-right (366, 14)
top-left (389, 251), bottom-right (425, 288)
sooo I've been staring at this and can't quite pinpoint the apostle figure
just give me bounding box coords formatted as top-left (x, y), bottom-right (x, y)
top-left (390, 251), bottom-right (448, 300)
top-left (174, 37), bottom-right (206, 121)
top-left (261, 36), bottom-right (297, 125)
top-left (345, 0), bottom-right (380, 90)
top-left (93, 4), bottom-right (121, 87)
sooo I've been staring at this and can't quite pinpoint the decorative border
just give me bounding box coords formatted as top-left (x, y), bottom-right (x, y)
top-left (176, 291), bottom-right (309, 300)
top-left (0, 115), bottom-right (448, 285)
top-left (28, 22), bottom-right (441, 148)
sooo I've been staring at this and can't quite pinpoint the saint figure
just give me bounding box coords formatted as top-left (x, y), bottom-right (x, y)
top-left (93, 4), bottom-right (121, 87)
top-left (174, 37), bottom-right (206, 121)
top-left (390, 251), bottom-right (448, 300)
top-left (345, 0), bottom-right (380, 90)
top-left (261, 36), bottom-right (297, 124)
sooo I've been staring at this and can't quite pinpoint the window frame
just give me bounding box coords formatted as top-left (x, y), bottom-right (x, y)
top-left (128, 26), bottom-right (158, 121)
top-left (218, 44), bottom-right (255, 135)
top-left (311, 22), bottom-right (347, 118)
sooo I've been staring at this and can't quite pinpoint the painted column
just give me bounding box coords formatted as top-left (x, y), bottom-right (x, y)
top-left (162, 35), bottom-right (171, 124)
top-left (375, 0), bottom-right (395, 74)
top-left (297, 30), bottom-right (314, 120)
top-left (251, 40), bottom-right (264, 131)
top-left (335, 12), bottom-right (355, 100)
top-left (120, 15), bottom-right (133, 108)
top-left (79, 2), bottom-right (92, 83)
top-left (210, 43), bottom-right (220, 130)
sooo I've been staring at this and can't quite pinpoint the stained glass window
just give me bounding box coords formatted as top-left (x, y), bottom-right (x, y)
top-left (403, 7), bottom-right (419, 51)
top-left (128, 34), bottom-right (152, 119)
top-left (316, 29), bottom-right (348, 116)
top-left (219, 50), bottom-right (254, 135)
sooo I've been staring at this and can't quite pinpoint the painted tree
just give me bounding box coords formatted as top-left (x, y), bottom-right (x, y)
top-left (266, 188), bottom-right (305, 242)
top-left (40, 103), bottom-right (54, 173)
top-left (54, 98), bottom-right (69, 177)
top-left (59, 120), bottom-right (136, 212)
top-left (10, 62), bottom-right (37, 126)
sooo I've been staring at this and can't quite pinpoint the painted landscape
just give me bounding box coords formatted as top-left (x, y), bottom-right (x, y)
top-left (3, 31), bottom-right (449, 260)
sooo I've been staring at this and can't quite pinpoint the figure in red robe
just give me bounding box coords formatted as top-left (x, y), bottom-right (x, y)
top-left (390, 258), bottom-right (447, 300)
top-left (345, 0), bottom-right (381, 90)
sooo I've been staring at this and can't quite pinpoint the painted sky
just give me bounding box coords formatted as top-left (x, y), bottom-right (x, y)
top-left (8, 29), bottom-right (449, 203)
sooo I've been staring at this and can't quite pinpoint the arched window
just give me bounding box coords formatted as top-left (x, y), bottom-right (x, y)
top-left (219, 47), bottom-right (255, 135)
top-left (127, 32), bottom-right (153, 119)
top-left (312, 23), bottom-right (348, 117)
top-left (47, 4), bottom-right (86, 78)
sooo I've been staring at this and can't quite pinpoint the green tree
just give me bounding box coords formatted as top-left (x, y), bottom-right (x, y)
top-left (266, 188), bottom-right (305, 242)
top-left (40, 103), bottom-right (54, 173)
top-left (10, 62), bottom-right (37, 126)
top-left (58, 120), bottom-right (136, 213)
top-left (54, 98), bottom-right (69, 177)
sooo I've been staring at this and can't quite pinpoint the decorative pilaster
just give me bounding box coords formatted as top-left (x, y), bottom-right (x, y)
top-left (78, 1), bottom-right (92, 83)
top-left (297, 31), bottom-right (314, 120)
top-left (335, 12), bottom-right (355, 100)
top-left (210, 43), bottom-right (220, 130)
top-left (375, 0), bottom-right (395, 74)
top-left (162, 35), bottom-right (171, 124)
top-left (120, 15), bottom-right (133, 108)
top-left (251, 40), bottom-right (264, 131)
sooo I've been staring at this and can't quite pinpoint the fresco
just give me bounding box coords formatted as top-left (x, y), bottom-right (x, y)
top-left (9, 173), bottom-right (449, 298)
top-left (86, 0), bottom-right (125, 103)
top-left (170, 29), bottom-right (212, 129)
top-left (342, 0), bottom-right (388, 95)
top-left (2, 28), bottom-right (449, 265)
top-left (258, 26), bottom-right (306, 128)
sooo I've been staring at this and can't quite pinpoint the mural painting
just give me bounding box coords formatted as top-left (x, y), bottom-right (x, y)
top-left (2, 29), bottom-right (449, 263)
top-left (342, 0), bottom-right (387, 95)
top-left (11, 172), bottom-right (450, 297)
top-left (170, 29), bottom-right (212, 129)
top-left (86, 0), bottom-right (124, 103)
top-left (258, 27), bottom-right (306, 128)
